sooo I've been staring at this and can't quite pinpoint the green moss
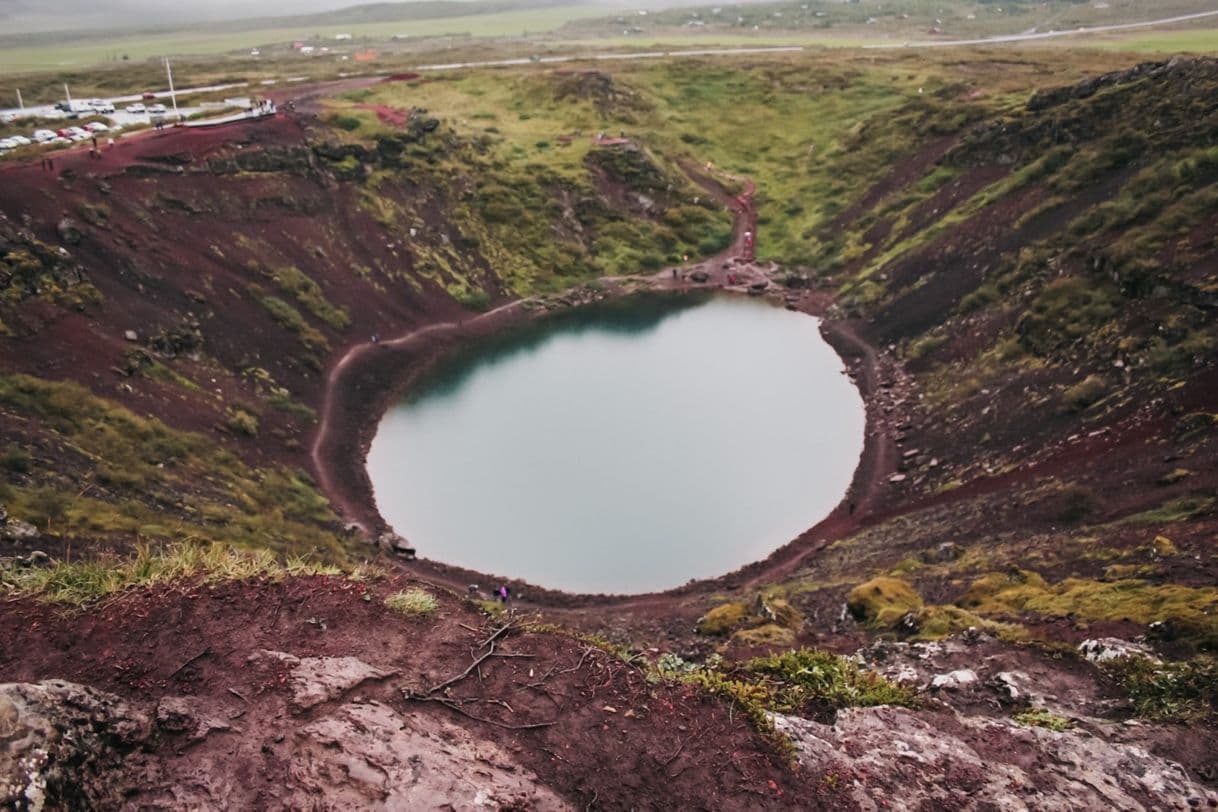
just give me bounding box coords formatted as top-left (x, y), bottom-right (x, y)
top-left (697, 601), bottom-right (750, 636)
top-left (0, 374), bottom-right (347, 559)
top-left (1013, 708), bottom-right (1073, 731)
top-left (959, 570), bottom-right (1218, 645)
top-left (731, 623), bottom-right (796, 648)
top-left (847, 577), bottom-right (923, 628)
top-left (1, 444), bottom-right (31, 473)
top-left (914, 605), bottom-right (1024, 641)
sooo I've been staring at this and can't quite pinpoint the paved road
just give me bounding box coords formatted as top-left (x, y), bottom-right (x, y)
top-left (866, 8), bottom-right (1218, 49)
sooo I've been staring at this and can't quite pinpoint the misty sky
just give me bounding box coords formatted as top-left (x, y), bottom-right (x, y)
top-left (0, 0), bottom-right (388, 32)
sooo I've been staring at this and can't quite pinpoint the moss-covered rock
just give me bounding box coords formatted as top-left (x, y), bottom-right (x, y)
top-left (696, 601), bottom-right (750, 636)
top-left (731, 623), bottom-right (797, 648)
top-left (847, 577), bottom-right (924, 628)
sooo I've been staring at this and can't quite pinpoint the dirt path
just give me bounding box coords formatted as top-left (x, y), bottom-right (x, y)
top-left (309, 300), bottom-right (527, 534)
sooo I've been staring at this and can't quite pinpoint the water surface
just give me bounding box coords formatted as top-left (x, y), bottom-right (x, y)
top-left (368, 294), bottom-right (864, 594)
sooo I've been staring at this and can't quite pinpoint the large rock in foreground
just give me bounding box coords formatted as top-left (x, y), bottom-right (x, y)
top-left (774, 705), bottom-right (1218, 811)
top-left (0, 680), bottom-right (151, 811)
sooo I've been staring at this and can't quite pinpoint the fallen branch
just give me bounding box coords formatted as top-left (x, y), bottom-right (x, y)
top-left (169, 647), bottom-right (210, 679)
top-left (414, 695), bottom-right (557, 730)
top-left (425, 620), bottom-right (518, 695)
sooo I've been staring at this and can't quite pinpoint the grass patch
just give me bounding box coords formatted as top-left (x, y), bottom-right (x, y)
top-left (384, 587), bottom-right (439, 617)
top-left (267, 266), bottom-right (351, 330)
top-left (0, 542), bottom-right (380, 607)
top-left (223, 406), bottom-right (259, 437)
top-left (0, 374), bottom-right (348, 558)
top-left (745, 649), bottom-right (917, 713)
top-left (249, 285), bottom-right (329, 350)
top-left (1105, 656), bottom-right (1218, 722)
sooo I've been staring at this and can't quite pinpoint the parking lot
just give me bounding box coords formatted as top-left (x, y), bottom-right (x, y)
top-left (0, 80), bottom-right (254, 156)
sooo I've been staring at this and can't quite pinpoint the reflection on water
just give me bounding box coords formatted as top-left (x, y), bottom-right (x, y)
top-left (407, 292), bottom-right (713, 403)
top-left (368, 294), bottom-right (864, 594)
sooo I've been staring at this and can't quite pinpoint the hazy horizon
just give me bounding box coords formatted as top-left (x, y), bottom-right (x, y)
top-left (0, 0), bottom-right (550, 34)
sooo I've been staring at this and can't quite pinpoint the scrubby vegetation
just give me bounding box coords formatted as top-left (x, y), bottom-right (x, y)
top-left (657, 647), bottom-right (916, 757)
top-left (1013, 708), bottom-right (1073, 731)
top-left (0, 375), bottom-right (348, 558)
top-left (0, 542), bottom-right (380, 606)
top-left (384, 587), bottom-right (439, 617)
top-left (1106, 656), bottom-right (1218, 722)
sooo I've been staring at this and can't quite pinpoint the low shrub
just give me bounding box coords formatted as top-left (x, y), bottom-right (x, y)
top-left (224, 407), bottom-right (259, 437)
top-left (1105, 656), bottom-right (1218, 722)
top-left (1, 444), bottom-right (30, 474)
top-left (1062, 375), bottom-right (1107, 412)
top-left (746, 649), bottom-right (918, 713)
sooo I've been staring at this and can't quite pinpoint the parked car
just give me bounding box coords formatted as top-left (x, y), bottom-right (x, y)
top-left (8, 135), bottom-right (31, 145)
top-left (147, 103), bottom-right (168, 114)
top-left (125, 103), bottom-right (146, 114)
top-left (64, 126), bottom-right (89, 141)
top-left (88, 99), bottom-right (115, 114)
top-left (32, 129), bottom-right (57, 142)
top-left (0, 137), bottom-right (17, 150)
top-left (84, 122), bottom-right (109, 133)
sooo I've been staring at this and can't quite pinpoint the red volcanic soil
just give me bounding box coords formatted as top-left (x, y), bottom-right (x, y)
top-left (0, 576), bottom-right (833, 809)
top-left (356, 103), bottom-right (413, 127)
top-left (2, 83), bottom-right (1215, 637)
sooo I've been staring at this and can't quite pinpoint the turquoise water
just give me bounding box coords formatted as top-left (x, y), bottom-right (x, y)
top-left (367, 294), bottom-right (865, 594)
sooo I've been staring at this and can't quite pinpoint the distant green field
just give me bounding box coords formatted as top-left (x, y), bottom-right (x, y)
top-left (0, 6), bottom-right (606, 72)
top-left (1090, 27), bottom-right (1218, 52)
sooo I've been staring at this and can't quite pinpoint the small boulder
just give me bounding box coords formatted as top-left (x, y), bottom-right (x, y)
top-left (377, 532), bottom-right (416, 559)
top-left (56, 217), bottom-right (83, 245)
top-left (1078, 638), bottom-right (1156, 664)
top-left (0, 517), bottom-right (39, 542)
top-left (930, 669), bottom-right (978, 691)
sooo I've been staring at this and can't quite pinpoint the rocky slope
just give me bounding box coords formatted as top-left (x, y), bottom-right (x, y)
top-left (1, 53), bottom-right (1217, 809)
